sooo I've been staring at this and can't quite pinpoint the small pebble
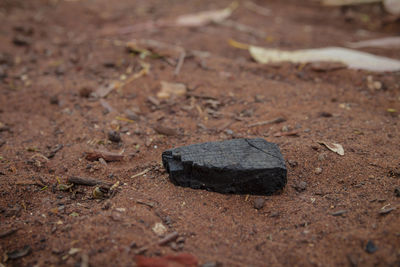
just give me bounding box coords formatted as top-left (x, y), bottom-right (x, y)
top-left (108, 130), bottom-right (121, 143)
top-left (293, 181), bottom-right (307, 192)
top-left (49, 95), bottom-right (59, 105)
top-left (253, 198), bottom-right (265, 210)
top-left (331, 210), bottom-right (347, 216)
top-left (365, 240), bottom-right (377, 254)
top-left (125, 109), bottom-right (139, 121)
top-left (315, 167), bottom-right (322, 175)
top-left (102, 200), bottom-right (112, 210)
top-left (224, 129), bottom-right (234, 135)
top-left (288, 160), bottom-right (298, 168)
top-left (0, 66), bottom-right (6, 79)
top-left (318, 111), bottom-right (333, 118)
top-left (395, 187), bottom-right (400, 197)
top-left (317, 153), bottom-right (327, 161)
top-left (79, 87), bottom-right (93, 98)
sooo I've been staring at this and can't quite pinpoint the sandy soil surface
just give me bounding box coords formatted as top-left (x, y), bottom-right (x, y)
top-left (0, 0), bottom-right (399, 266)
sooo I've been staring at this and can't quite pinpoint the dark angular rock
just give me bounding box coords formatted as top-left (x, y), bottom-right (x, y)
top-left (108, 130), bottom-right (121, 143)
top-left (365, 240), bottom-right (377, 254)
top-left (162, 138), bottom-right (287, 195)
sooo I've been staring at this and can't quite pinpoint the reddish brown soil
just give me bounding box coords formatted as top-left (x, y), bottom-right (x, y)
top-left (1, 1), bottom-right (400, 266)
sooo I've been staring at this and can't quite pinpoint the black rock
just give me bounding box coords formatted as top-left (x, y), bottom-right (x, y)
top-left (162, 138), bottom-right (287, 195)
top-left (365, 240), bottom-right (377, 254)
top-left (108, 130), bottom-right (121, 143)
top-left (395, 187), bottom-right (400, 197)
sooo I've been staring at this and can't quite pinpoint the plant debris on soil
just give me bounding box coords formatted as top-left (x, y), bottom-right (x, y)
top-left (0, 0), bottom-right (399, 266)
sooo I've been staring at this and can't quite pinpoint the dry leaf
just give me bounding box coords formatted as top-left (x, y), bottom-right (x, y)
top-left (347, 36), bottom-right (400, 49)
top-left (249, 46), bottom-right (400, 72)
top-left (175, 2), bottom-right (238, 27)
top-left (157, 81), bottom-right (187, 99)
top-left (317, 141), bottom-right (345, 156)
top-left (384, 0), bottom-right (400, 15)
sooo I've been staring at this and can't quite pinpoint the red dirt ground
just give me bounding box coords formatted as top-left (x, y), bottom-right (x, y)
top-left (1, 0), bottom-right (399, 266)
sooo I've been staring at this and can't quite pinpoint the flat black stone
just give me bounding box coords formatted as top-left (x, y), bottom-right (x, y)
top-left (162, 138), bottom-right (287, 195)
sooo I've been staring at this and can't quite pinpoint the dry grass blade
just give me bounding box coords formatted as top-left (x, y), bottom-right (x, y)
top-left (174, 51), bottom-right (186, 76)
top-left (131, 169), bottom-right (150, 179)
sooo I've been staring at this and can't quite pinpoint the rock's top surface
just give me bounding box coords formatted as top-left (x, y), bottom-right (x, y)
top-left (164, 138), bottom-right (285, 170)
top-left (162, 138), bottom-right (287, 195)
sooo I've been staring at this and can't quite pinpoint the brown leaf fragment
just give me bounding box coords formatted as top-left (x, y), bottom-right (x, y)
top-left (249, 117), bottom-right (286, 128)
top-left (85, 150), bottom-right (124, 162)
top-left (67, 176), bottom-right (107, 186)
top-left (154, 125), bottom-right (178, 136)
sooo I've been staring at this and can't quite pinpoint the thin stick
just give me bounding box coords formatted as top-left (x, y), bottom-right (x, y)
top-left (131, 169), bottom-right (150, 179)
top-left (248, 117), bottom-right (286, 128)
top-left (158, 232), bottom-right (179, 246)
top-left (174, 51), bottom-right (186, 76)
